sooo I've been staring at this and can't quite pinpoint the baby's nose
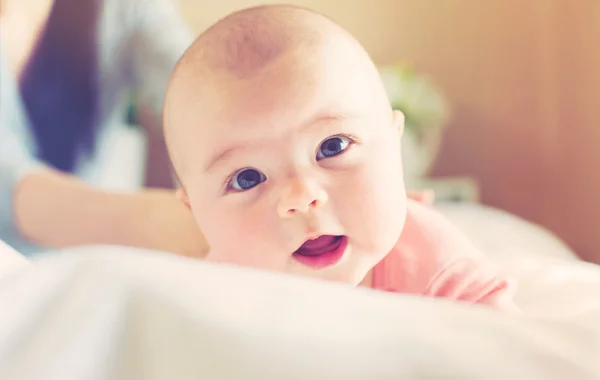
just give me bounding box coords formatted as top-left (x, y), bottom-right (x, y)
top-left (277, 177), bottom-right (328, 218)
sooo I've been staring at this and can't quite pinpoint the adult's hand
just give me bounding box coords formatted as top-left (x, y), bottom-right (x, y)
top-left (129, 188), bottom-right (209, 258)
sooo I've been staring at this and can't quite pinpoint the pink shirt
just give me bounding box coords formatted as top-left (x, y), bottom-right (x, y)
top-left (371, 201), bottom-right (520, 311)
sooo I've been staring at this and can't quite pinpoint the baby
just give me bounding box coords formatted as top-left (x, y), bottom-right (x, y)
top-left (163, 5), bottom-right (519, 311)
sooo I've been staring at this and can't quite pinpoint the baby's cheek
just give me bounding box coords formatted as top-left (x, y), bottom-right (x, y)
top-left (340, 162), bottom-right (406, 249)
top-left (200, 211), bottom-right (277, 268)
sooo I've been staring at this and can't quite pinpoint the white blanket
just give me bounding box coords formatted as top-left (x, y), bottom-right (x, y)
top-left (1, 245), bottom-right (599, 380)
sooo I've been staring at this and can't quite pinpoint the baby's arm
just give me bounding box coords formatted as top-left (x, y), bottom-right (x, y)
top-left (424, 257), bottom-right (521, 312)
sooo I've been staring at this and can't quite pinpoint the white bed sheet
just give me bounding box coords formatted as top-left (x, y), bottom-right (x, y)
top-left (0, 246), bottom-right (599, 380)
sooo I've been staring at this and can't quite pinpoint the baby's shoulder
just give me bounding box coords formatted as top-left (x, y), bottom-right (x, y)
top-left (371, 201), bottom-right (504, 294)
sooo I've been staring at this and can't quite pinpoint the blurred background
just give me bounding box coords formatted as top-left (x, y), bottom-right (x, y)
top-left (140, 0), bottom-right (600, 263)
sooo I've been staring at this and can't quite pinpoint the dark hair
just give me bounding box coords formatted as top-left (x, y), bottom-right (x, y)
top-left (19, 0), bottom-right (100, 173)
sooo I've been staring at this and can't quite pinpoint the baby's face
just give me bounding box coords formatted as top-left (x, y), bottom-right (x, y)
top-left (176, 48), bottom-right (407, 285)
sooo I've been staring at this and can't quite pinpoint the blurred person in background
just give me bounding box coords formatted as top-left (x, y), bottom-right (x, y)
top-left (0, 0), bottom-right (209, 256)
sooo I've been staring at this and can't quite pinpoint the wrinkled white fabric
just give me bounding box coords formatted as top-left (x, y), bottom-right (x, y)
top-left (0, 245), bottom-right (599, 380)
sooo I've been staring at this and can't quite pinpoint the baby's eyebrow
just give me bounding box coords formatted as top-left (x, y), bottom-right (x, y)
top-left (204, 146), bottom-right (240, 173)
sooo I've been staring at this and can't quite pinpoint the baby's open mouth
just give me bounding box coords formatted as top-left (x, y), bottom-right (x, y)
top-left (293, 235), bottom-right (348, 269)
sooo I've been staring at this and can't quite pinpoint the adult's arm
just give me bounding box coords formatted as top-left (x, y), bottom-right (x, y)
top-left (14, 169), bottom-right (208, 256)
top-left (1, 122), bottom-right (207, 257)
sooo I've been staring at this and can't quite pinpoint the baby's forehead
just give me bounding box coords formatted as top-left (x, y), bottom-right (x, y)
top-left (172, 45), bottom-right (381, 151)
top-left (164, 6), bottom-right (386, 180)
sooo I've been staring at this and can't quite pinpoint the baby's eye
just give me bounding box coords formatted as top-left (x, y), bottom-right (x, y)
top-left (316, 135), bottom-right (353, 160)
top-left (229, 168), bottom-right (266, 191)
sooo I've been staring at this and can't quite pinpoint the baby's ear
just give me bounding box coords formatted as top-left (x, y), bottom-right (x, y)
top-left (176, 188), bottom-right (191, 210)
top-left (392, 110), bottom-right (405, 136)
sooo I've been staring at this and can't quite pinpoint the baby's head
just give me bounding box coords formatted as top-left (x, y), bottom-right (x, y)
top-left (164, 5), bottom-right (407, 285)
